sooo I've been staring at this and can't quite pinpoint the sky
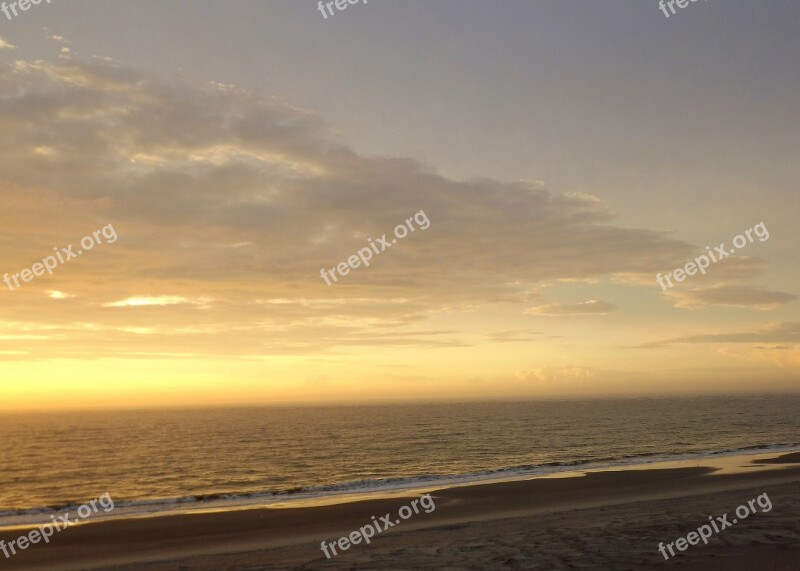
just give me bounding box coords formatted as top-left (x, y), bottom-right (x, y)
top-left (0, 1), bottom-right (798, 410)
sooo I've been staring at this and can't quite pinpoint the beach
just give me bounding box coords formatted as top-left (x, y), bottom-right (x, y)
top-left (2, 451), bottom-right (798, 570)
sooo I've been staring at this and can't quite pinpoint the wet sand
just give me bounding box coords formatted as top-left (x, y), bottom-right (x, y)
top-left (2, 451), bottom-right (799, 570)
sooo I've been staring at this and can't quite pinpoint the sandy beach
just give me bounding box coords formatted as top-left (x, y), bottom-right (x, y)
top-left (2, 451), bottom-right (798, 570)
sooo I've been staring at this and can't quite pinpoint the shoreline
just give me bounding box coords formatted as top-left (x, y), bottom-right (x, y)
top-left (2, 451), bottom-right (799, 569)
top-left (3, 445), bottom-right (798, 531)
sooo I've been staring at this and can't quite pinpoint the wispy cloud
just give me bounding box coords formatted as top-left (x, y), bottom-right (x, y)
top-left (48, 290), bottom-right (76, 300)
top-left (103, 296), bottom-right (212, 308)
top-left (640, 322), bottom-right (800, 348)
top-left (484, 330), bottom-right (543, 343)
top-left (525, 300), bottom-right (616, 316)
top-left (666, 285), bottom-right (796, 310)
top-left (517, 366), bottom-right (598, 382)
top-left (46, 34), bottom-right (71, 45)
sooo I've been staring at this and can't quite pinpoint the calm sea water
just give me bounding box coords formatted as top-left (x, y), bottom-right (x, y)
top-left (0, 396), bottom-right (798, 527)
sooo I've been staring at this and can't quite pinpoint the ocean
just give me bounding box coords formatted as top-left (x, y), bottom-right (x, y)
top-left (1, 395), bottom-right (797, 528)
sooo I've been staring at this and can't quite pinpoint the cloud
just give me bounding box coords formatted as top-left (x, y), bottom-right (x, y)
top-left (666, 285), bottom-right (796, 310)
top-left (517, 366), bottom-right (598, 383)
top-left (718, 344), bottom-right (800, 369)
top-left (0, 58), bottom-right (694, 288)
top-left (641, 322), bottom-right (800, 348)
top-left (0, 56), bottom-right (760, 358)
top-left (46, 34), bottom-right (71, 45)
top-left (525, 300), bottom-right (616, 316)
top-left (484, 330), bottom-right (543, 343)
top-left (102, 296), bottom-right (211, 308)
top-left (0, 37), bottom-right (15, 50)
top-left (48, 290), bottom-right (75, 300)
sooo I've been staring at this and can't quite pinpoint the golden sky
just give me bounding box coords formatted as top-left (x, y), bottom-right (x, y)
top-left (0, 5), bottom-right (798, 410)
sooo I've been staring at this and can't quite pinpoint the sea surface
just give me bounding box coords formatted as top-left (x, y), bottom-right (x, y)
top-left (1, 396), bottom-right (798, 528)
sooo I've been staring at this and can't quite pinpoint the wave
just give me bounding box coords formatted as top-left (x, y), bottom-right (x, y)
top-left (1, 441), bottom-right (797, 527)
